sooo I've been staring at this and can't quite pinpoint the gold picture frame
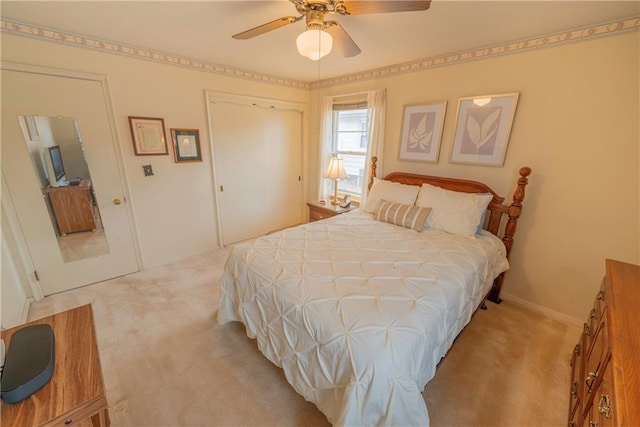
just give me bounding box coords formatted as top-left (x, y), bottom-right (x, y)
top-left (170, 128), bottom-right (202, 163)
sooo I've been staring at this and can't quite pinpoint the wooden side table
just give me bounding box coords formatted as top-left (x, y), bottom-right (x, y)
top-left (306, 201), bottom-right (357, 222)
top-left (42, 179), bottom-right (96, 236)
top-left (1, 304), bottom-right (110, 427)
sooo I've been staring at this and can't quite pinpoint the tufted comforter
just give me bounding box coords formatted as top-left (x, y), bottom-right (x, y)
top-left (217, 209), bottom-right (509, 426)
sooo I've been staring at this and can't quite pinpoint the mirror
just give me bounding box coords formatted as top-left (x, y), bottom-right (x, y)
top-left (19, 115), bottom-right (109, 263)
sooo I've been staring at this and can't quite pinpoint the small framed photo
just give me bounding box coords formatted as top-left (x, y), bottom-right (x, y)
top-left (398, 101), bottom-right (447, 163)
top-left (450, 93), bottom-right (519, 167)
top-left (170, 128), bottom-right (202, 163)
top-left (128, 116), bottom-right (168, 156)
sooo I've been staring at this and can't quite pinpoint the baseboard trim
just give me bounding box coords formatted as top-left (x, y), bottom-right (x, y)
top-left (21, 297), bottom-right (33, 324)
top-left (501, 292), bottom-right (582, 328)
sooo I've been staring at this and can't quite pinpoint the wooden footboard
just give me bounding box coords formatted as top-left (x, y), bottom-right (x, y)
top-left (368, 156), bottom-right (531, 303)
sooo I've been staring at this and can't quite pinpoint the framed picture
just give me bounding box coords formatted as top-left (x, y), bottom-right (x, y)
top-left (128, 116), bottom-right (168, 156)
top-left (450, 93), bottom-right (519, 167)
top-left (398, 101), bottom-right (447, 163)
top-left (170, 128), bottom-right (202, 163)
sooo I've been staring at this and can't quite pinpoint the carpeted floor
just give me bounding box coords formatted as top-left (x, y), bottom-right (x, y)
top-left (28, 247), bottom-right (579, 426)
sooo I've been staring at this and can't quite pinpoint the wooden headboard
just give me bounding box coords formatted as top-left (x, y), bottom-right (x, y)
top-left (368, 156), bottom-right (532, 303)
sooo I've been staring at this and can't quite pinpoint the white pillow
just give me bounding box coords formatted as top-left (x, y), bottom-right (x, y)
top-left (415, 183), bottom-right (492, 238)
top-left (364, 178), bottom-right (420, 213)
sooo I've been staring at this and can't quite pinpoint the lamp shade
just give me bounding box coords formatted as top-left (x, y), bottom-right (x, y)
top-left (296, 28), bottom-right (333, 60)
top-left (323, 157), bottom-right (347, 180)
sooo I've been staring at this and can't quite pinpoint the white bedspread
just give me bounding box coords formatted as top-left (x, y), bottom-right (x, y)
top-left (217, 209), bottom-right (509, 426)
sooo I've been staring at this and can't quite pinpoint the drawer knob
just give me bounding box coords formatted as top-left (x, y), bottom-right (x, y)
top-left (598, 394), bottom-right (611, 418)
top-left (597, 290), bottom-right (604, 300)
top-left (573, 343), bottom-right (581, 356)
top-left (64, 419), bottom-right (73, 425)
top-left (590, 308), bottom-right (597, 319)
top-left (583, 323), bottom-right (590, 336)
top-left (570, 381), bottom-right (578, 396)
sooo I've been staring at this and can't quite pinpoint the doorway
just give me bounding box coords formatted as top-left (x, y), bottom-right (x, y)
top-left (1, 63), bottom-right (140, 295)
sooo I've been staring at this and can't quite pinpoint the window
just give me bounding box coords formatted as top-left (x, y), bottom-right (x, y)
top-left (332, 106), bottom-right (368, 197)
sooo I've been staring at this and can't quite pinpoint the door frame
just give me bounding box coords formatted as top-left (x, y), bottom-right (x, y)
top-left (205, 90), bottom-right (308, 247)
top-left (1, 61), bottom-right (143, 297)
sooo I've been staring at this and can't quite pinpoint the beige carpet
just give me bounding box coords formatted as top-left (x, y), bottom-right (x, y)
top-left (28, 247), bottom-right (579, 426)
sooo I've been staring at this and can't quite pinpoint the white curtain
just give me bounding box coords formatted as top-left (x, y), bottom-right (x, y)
top-left (317, 95), bottom-right (334, 201)
top-left (317, 89), bottom-right (386, 203)
top-left (360, 88), bottom-right (386, 205)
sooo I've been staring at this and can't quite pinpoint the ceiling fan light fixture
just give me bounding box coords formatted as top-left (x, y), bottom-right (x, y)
top-left (296, 28), bottom-right (333, 60)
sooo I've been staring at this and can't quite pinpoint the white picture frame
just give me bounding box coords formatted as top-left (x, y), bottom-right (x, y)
top-left (398, 101), bottom-right (447, 163)
top-left (450, 93), bottom-right (520, 167)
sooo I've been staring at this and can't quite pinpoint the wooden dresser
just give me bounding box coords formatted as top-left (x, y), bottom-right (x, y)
top-left (43, 179), bottom-right (96, 235)
top-left (568, 259), bottom-right (640, 426)
top-left (306, 201), bottom-right (356, 222)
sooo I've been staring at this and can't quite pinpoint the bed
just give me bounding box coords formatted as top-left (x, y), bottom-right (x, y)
top-left (217, 157), bottom-right (531, 426)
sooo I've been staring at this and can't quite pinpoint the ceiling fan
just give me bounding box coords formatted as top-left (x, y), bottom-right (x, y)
top-left (232, 0), bottom-right (432, 60)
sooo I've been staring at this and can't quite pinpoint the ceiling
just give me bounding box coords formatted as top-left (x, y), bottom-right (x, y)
top-left (2, 1), bottom-right (638, 82)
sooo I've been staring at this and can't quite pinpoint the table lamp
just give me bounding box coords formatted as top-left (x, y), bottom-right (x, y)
top-left (323, 157), bottom-right (347, 206)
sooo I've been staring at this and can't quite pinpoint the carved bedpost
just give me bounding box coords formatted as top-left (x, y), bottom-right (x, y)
top-left (488, 166), bottom-right (532, 304)
top-left (368, 156), bottom-right (378, 191)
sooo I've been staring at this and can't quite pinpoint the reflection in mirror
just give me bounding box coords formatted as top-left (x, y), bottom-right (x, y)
top-left (19, 115), bottom-right (110, 263)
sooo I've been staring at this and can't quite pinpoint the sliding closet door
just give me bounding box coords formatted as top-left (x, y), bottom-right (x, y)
top-left (208, 93), bottom-right (304, 245)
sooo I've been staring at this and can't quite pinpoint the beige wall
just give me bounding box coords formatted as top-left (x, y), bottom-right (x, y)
top-left (310, 32), bottom-right (639, 323)
top-left (2, 31), bottom-right (638, 324)
top-left (1, 34), bottom-right (309, 268)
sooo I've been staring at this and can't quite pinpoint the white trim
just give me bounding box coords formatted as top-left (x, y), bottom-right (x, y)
top-left (21, 297), bottom-right (34, 323)
top-left (1, 174), bottom-right (44, 301)
top-left (501, 292), bottom-right (582, 328)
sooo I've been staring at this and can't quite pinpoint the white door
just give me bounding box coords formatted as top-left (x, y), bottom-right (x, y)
top-left (1, 66), bottom-right (139, 295)
top-left (209, 95), bottom-right (303, 245)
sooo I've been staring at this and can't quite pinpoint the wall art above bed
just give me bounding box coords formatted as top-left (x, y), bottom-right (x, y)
top-left (450, 92), bottom-right (519, 167)
top-left (398, 101), bottom-right (447, 163)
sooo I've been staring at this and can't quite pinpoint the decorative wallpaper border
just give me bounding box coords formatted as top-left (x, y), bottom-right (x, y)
top-left (2, 16), bottom-right (638, 90)
top-left (0, 19), bottom-right (310, 90)
top-left (313, 16), bottom-right (640, 89)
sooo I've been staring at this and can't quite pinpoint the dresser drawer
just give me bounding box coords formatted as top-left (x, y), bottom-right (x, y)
top-left (583, 363), bottom-right (615, 427)
top-left (583, 310), bottom-right (609, 408)
top-left (569, 333), bottom-right (585, 421)
top-left (309, 209), bottom-right (330, 221)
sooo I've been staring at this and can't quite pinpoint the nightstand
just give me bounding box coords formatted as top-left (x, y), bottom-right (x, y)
top-left (306, 201), bottom-right (356, 222)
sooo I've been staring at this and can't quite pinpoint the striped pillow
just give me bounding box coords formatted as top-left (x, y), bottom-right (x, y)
top-left (374, 200), bottom-right (431, 232)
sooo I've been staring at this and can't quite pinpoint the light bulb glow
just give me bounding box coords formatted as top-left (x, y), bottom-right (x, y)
top-left (296, 29), bottom-right (333, 60)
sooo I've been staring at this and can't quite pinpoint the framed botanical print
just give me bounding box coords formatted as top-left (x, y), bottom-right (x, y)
top-left (398, 101), bottom-right (447, 163)
top-left (450, 93), bottom-right (519, 167)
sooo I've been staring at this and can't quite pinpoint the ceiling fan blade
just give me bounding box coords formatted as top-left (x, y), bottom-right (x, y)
top-left (338, 1), bottom-right (431, 15)
top-left (326, 22), bottom-right (361, 57)
top-left (232, 16), bottom-right (301, 40)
